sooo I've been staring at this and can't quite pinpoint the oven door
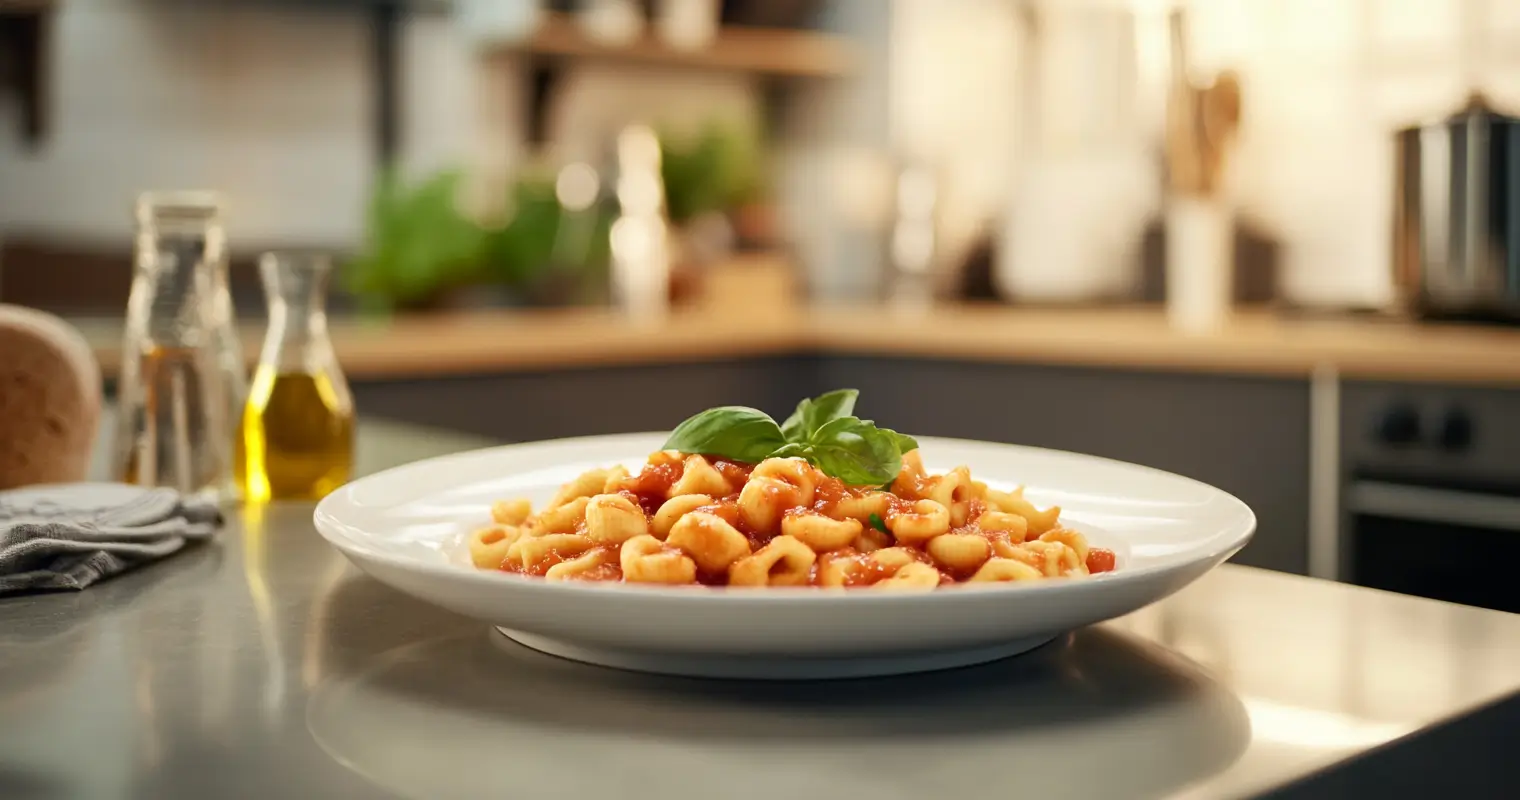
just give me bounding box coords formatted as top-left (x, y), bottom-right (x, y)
top-left (1347, 479), bottom-right (1520, 613)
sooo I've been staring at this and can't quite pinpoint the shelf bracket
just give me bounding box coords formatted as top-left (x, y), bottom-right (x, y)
top-left (526, 56), bottom-right (562, 147)
top-left (371, 2), bottom-right (402, 167)
top-left (0, 5), bottom-right (52, 149)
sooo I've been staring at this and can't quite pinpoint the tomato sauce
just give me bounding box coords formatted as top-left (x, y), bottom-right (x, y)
top-left (836, 548), bottom-right (935, 587)
top-left (886, 493), bottom-right (917, 517)
top-left (522, 550), bottom-right (568, 576)
top-left (810, 476), bottom-right (852, 513)
top-left (1086, 547), bottom-right (1117, 574)
top-left (711, 458), bottom-right (755, 488)
top-left (624, 460), bottom-right (683, 514)
top-left (621, 457), bottom-right (757, 516)
top-left (575, 562), bottom-right (624, 582)
top-left (692, 497), bottom-right (741, 527)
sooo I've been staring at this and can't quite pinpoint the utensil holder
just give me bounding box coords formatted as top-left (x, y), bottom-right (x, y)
top-left (1166, 196), bottom-right (1233, 333)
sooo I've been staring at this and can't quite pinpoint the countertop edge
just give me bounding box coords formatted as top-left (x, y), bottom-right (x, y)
top-left (77, 306), bottom-right (1520, 386)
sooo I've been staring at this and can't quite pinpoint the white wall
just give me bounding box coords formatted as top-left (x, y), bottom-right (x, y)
top-left (0, 1), bottom-right (771, 252)
top-left (0, 3), bottom-right (374, 246)
top-left (1213, 0), bottom-right (1520, 307)
top-left (883, 0), bottom-right (1520, 308)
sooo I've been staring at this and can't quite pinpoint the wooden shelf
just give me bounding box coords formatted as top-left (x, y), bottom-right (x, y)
top-left (487, 12), bottom-right (857, 79)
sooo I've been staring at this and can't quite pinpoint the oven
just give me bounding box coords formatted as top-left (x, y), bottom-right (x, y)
top-left (1346, 477), bottom-right (1520, 613)
top-left (1341, 383), bottom-right (1520, 614)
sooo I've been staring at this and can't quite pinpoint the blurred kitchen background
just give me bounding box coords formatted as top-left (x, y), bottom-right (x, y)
top-left (12, 0), bottom-right (1520, 312)
top-left (5, 0), bottom-right (1520, 609)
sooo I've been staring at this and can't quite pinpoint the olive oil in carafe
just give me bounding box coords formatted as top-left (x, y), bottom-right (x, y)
top-left (236, 252), bottom-right (354, 503)
top-left (237, 368), bottom-right (353, 502)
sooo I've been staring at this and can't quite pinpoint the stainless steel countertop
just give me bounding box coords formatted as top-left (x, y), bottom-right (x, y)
top-left (4, 420), bottom-right (1520, 799)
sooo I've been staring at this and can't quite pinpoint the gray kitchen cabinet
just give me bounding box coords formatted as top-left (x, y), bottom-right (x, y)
top-left (353, 356), bottom-right (1310, 574)
top-left (350, 357), bottom-right (815, 442)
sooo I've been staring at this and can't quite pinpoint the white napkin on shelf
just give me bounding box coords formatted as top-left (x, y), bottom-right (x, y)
top-left (0, 483), bottom-right (221, 596)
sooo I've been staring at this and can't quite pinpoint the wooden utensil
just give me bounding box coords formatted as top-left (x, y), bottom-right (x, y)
top-left (1166, 11), bottom-right (1242, 198)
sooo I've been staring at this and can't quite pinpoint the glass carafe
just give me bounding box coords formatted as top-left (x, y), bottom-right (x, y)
top-left (113, 192), bottom-right (246, 497)
top-left (236, 253), bottom-right (354, 502)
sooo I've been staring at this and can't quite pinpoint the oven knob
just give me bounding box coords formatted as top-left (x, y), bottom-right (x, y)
top-left (1438, 408), bottom-right (1474, 452)
top-left (1376, 404), bottom-right (1422, 446)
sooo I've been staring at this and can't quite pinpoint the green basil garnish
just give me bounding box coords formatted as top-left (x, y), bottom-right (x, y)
top-left (663, 406), bottom-right (787, 464)
top-left (662, 389), bottom-right (919, 486)
top-left (804, 416), bottom-right (905, 486)
top-left (868, 513), bottom-right (889, 533)
top-left (780, 388), bottom-right (858, 441)
top-left (889, 430), bottom-right (920, 456)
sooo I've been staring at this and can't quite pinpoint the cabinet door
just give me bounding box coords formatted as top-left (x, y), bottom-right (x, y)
top-left (819, 357), bottom-right (1310, 574)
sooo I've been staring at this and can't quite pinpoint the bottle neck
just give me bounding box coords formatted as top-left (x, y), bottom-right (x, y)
top-left (256, 255), bottom-right (336, 372)
top-left (128, 244), bottom-right (217, 347)
top-left (267, 294), bottom-right (329, 344)
top-left (131, 205), bottom-right (232, 341)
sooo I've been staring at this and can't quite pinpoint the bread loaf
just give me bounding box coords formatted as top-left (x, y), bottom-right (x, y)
top-left (0, 305), bottom-right (102, 489)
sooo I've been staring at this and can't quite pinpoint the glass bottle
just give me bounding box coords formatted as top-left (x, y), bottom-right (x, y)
top-left (236, 253), bottom-right (355, 502)
top-left (113, 192), bottom-right (246, 497)
top-left (609, 124), bottom-right (671, 320)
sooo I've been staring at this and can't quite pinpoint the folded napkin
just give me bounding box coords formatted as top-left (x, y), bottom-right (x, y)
top-left (0, 483), bottom-right (221, 596)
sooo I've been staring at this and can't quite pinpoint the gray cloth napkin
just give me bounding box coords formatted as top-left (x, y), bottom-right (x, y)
top-left (0, 483), bottom-right (221, 596)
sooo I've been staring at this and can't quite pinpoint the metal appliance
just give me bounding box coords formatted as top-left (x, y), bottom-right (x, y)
top-left (1393, 94), bottom-right (1520, 321)
top-left (1341, 382), bottom-right (1520, 613)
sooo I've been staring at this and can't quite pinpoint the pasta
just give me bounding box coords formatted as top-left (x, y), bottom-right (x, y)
top-left (466, 451), bottom-right (1118, 589)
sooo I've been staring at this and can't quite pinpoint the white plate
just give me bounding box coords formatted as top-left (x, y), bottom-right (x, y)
top-left (314, 433), bottom-right (1255, 679)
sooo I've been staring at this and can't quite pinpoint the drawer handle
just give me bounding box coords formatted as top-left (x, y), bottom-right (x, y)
top-left (1347, 481), bottom-right (1520, 533)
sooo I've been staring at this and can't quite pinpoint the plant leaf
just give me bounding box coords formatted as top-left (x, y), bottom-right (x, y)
top-left (887, 430), bottom-right (919, 454)
top-left (780, 388), bottom-right (859, 442)
top-left (343, 167), bottom-right (486, 305)
top-left (868, 513), bottom-right (888, 534)
top-left (807, 417), bottom-right (905, 486)
top-left (663, 406), bottom-right (787, 464)
top-left (769, 442), bottom-right (809, 459)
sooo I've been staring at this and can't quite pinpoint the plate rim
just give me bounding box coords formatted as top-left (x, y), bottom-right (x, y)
top-left (314, 432), bottom-right (1256, 604)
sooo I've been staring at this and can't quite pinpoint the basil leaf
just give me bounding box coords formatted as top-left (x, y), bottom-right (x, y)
top-left (664, 390), bottom-right (918, 483)
top-left (888, 430), bottom-right (919, 454)
top-left (868, 513), bottom-right (888, 534)
top-left (780, 388), bottom-right (859, 442)
top-left (769, 442), bottom-right (809, 459)
top-left (807, 417), bottom-right (904, 485)
top-left (663, 406), bottom-right (786, 463)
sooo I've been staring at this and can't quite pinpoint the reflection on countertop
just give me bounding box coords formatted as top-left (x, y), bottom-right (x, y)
top-left (305, 625), bottom-right (1250, 800)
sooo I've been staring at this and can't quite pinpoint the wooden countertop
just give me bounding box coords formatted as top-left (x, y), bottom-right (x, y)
top-left (80, 304), bottom-right (1520, 385)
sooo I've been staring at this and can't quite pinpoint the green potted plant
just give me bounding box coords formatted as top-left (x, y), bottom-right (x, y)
top-left (343, 168), bottom-right (488, 312)
top-left (479, 173), bottom-right (614, 307)
top-left (344, 167), bottom-right (615, 312)
top-left (659, 120), bottom-right (764, 225)
top-left (660, 121), bottom-right (774, 263)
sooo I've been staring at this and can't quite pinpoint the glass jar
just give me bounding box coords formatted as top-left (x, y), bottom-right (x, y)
top-left (609, 125), bottom-right (671, 320)
top-left (236, 253), bottom-right (354, 502)
top-left (113, 192), bottom-right (246, 496)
